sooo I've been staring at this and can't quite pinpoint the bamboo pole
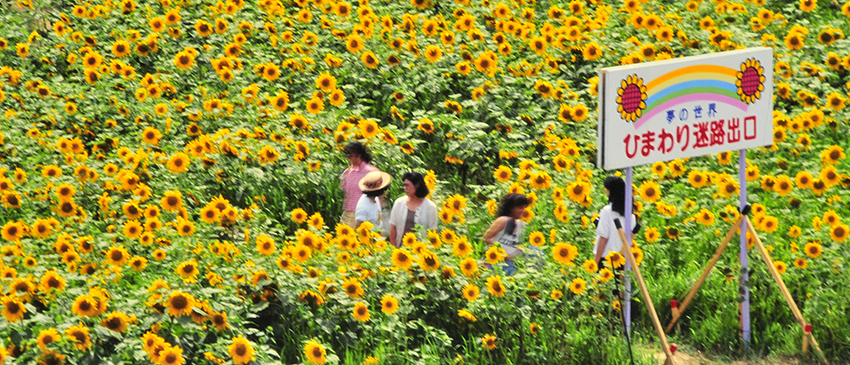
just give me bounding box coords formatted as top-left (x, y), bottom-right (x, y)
top-left (802, 326), bottom-right (810, 355)
top-left (615, 221), bottom-right (675, 365)
top-left (665, 214), bottom-right (745, 333)
top-left (744, 217), bottom-right (826, 362)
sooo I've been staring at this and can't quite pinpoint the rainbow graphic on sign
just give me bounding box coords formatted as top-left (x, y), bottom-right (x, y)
top-left (617, 61), bottom-right (765, 129)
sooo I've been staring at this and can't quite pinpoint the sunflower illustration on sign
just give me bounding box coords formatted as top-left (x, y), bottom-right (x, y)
top-left (616, 74), bottom-right (647, 123)
top-left (736, 58), bottom-right (765, 104)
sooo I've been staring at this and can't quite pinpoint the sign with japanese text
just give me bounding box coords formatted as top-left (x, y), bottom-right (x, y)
top-left (597, 48), bottom-right (774, 170)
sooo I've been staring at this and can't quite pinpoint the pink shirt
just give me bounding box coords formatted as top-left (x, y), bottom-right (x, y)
top-left (341, 162), bottom-right (377, 212)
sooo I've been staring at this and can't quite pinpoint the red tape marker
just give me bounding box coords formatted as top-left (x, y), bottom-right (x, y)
top-left (670, 343), bottom-right (678, 354)
top-left (670, 300), bottom-right (678, 309)
top-left (804, 324), bottom-right (812, 334)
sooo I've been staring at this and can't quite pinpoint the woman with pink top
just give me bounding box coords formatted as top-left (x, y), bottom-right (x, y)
top-left (339, 142), bottom-right (377, 228)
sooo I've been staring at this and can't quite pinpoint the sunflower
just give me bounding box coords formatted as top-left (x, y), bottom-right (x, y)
top-left (784, 31), bottom-right (805, 50)
top-left (774, 175), bottom-right (793, 196)
top-left (528, 231), bottom-right (546, 247)
top-left (485, 246), bottom-right (505, 264)
top-left (582, 260), bottom-right (598, 273)
top-left (361, 51), bottom-right (379, 69)
top-left (129, 256), bottom-right (148, 271)
top-left (493, 166), bottom-right (512, 183)
top-left (529, 171), bottom-right (553, 189)
top-left (424, 45), bottom-right (443, 63)
top-left (420, 251), bottom-right (441, 271)
top-left (195, 20), bottom-right (214, 36)
top-left (166, 291), bottom-right (196, 317)
top-left (62, 324), bottom-right (92, 350)
top-left (304, 340), bottom-right (326, 364)
top-left (165, 152), bottom-right (191, 173)
top-left (229, 336), bottom-right (255, 365)
top-left (101, 311), bottom-right (131, 333)
top-left (456, 283), bottom-right (480, 302)
top-left (549, 288), bottom-right (564, 301)
top-left (291, 208), bottom-right (308, 224)
top-left (597, 268), bottom-right (614, 283)
top-left (761, 216), bottom-right (779, 233)
top-left (341, 277), bottom-right (364, 298)
top-left (53, 199), bottom-right (77, 217)
top-left (173, 218), bottom-right (194, 236)
top-left (831, 224), bottom-right (848, 242)
top-left (199, 205), bottom-right (220, 224)
top-left (104, 245), bottom-right (129, 266)
top-left (804, 242), bottom-right (823, 258)
top-left (820, 166), bottom-right (840, 187)
top-left (380, 295), bottom-right (399, 314)
top-left (2, 296), bottom-right (25, 323)
top-left (774, 261), bottom-right (787, 274)
top-left (481, 334), bottom-right (498, 351)
top-left (552, 242), bottom-right (578, 265)
top-left (569, 278), bottom-right (586, 295)
top-left (486, 275), bottom-right (506, 297)
top-left (160, 345), bottom-right (185, 365)
top-left (459, 257), bottom-right (478, 277)
top-left (293, 244), bottom-right (312, 263)
top-left (0, 221), bottom-right (23, 244)
top-left (255, 234), bottom-right (276, 256)
top-left (458, 309), bottom-right (477, 322)
top-left (359, 119), bottom-right (381, 138)
top-left (606, 251), bottom-right (625, 268)
top-left (820, 145), bottom-right (845, 165)
top-left (70, 294), bottom-right (97, 317)
top-left (160, 190), bottom-right (183, 212)
top-left (639, 181), bottom-right (662, 202)
top-left (445, 100), bottom-right (463, 114)
top-left (696, 209), bottom-right (715, 226)
top-left (36, 328), bottom-right (61, 352)
top-left (329, 89), bottom-right (345, 106)
top-left (40, 270), bottom-right (67, 294)
top-left (174, 50), bottom-right (195, 70)
top-left (352, 301), bottom-right (370, 322)
top-left (392, 248), bottom-right (414, 270)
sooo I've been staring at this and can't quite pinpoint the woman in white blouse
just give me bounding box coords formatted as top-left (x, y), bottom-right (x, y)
top-left (389, 172), bottom-right (438, 247)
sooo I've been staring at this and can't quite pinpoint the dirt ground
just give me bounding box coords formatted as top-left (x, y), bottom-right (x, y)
top-left (638, 344), bottom-right (815, 365)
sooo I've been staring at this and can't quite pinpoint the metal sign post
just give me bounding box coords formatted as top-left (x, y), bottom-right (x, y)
top-left (739, 149), bottom-right (750, 344)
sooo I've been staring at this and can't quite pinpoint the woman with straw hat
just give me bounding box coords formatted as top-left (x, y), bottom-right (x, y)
top-left (355, 170), bottom-right (392, 232)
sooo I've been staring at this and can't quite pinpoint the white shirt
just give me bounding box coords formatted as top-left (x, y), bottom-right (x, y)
top-left (389, 196), bottom-right (438, 245)
top-left (355, 195), bottom-right (383, 230)
top-left (491, 218), bottom-right (526, 259)
top-left (593, 205), bottom-right (637, 258)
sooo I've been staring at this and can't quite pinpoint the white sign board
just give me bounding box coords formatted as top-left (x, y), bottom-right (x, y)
top-left (597, 48), bottom-right (774, 170)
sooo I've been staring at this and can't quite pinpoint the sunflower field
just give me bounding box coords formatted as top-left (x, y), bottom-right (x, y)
top-left (0, 0), bottom-right (848, 363)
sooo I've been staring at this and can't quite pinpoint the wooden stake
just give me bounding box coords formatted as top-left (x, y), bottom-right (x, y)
top-left (802, 324), bottom-right (810, 355)
top-left (744, 217), bottom-right (826, 362)
top-left (665, 215), bottom-right (745, 333)
top-left (615, 224), bottom-right (675, 365)
top-left (670, 300), bottom-right (680, 334)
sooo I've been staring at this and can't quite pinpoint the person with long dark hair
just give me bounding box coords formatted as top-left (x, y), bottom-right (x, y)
top-left (482, 193), bottom-right (540, 275)
top-left (388, 172), bottom-right (438, 247)
top-left (339, 142), bottom-right (377, 228)
top-left (593, 176), bottom-right (637, 265)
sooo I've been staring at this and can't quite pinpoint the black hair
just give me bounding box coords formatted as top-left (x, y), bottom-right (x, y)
top-left (604, 176), bottom-right (626, 216)
top-left (343, 141), bottom-right (372, 164)
top-left (363, 186), bottom-right (389, 198)
top-left (402, 171), bottom-right (429, 198)
top-left (496, 193), bottom-right (530, 218)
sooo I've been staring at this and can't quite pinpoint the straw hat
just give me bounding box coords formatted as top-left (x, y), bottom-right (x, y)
top-left (359, 170), bottom-right (392, 192)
